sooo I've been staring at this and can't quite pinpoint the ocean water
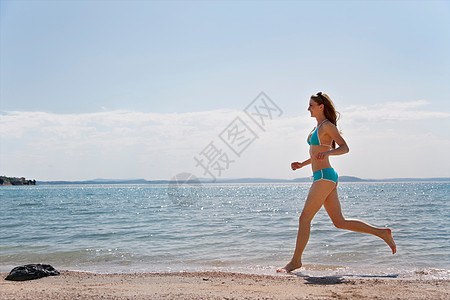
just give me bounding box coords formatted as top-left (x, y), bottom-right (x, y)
top-left (0, 182), bottom-right (449, 279)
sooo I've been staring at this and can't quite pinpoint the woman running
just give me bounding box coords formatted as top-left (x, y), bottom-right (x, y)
top-left (277, 92), bottom-right (396, 273)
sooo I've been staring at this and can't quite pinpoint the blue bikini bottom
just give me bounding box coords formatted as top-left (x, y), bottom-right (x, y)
top-left (313, 168), bottom-right (338, 183)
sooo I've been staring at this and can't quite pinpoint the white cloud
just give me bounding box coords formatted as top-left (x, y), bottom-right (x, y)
top-left (0, 109), bottom-right (254, 180)
top-left (341, 100), bottom-right (450, 122)
top-left (1, 100), bottom-right (449, 180)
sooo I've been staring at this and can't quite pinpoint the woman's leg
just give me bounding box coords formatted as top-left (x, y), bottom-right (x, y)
top-left (278, 180), bottom-right (337, 273)
top-left (323, 188), bottom-right (396, 254)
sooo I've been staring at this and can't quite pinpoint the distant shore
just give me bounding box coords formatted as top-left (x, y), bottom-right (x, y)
top-left (1, 271), bottom-right (449, 299)
top-left (0, 176), bottom-right (36, 186)
top-left (2, 176), bottom-right (448, 186)
top-left (35, 176), bottom-right (450, 185)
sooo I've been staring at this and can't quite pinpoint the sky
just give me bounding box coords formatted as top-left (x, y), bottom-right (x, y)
top-left (1, 0), bottom-right (449, 181)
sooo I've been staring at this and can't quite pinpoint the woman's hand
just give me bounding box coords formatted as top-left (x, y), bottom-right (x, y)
top-left (316, 151), bottom-right (330, 161)
top-left (291, 162), bottom-right (303, 170)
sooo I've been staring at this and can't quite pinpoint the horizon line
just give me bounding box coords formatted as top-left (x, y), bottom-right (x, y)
top-left (35, 176), bottom-right (450, 183)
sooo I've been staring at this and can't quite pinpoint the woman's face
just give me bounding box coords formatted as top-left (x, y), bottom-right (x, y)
top-left (308, 99), bottom-right (323, 118)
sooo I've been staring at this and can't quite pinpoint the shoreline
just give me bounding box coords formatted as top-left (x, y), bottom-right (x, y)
top-left (1, 270), bottom-right (449, 299)
top-left (2, 262), bottom-right (448, 280)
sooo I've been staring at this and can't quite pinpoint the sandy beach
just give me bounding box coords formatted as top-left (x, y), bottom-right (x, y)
top-left (1, 271), bottom-right (448, 299)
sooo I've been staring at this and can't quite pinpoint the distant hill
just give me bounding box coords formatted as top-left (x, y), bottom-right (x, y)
top-left (36, 176), bottom-right (450, 185)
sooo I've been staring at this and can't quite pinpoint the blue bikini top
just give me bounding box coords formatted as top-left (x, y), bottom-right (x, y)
top-left (307, 120), bottom-right (332, 147)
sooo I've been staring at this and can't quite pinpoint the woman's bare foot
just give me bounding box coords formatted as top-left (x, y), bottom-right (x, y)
top-left (276, 260), bottom-right (302, 273)
top-left (381, 228), bottom-right (396, 254)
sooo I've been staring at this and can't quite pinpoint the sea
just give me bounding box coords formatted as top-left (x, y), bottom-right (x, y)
top-left (1, 182), bottom-right (449, 279)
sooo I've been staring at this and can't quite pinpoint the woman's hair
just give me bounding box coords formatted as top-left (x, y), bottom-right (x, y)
top-left (311, 92), bottom-right (340, 149)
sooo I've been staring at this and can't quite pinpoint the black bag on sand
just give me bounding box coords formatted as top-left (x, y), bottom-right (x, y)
top-left (5, 264), bottom-right (60, 281)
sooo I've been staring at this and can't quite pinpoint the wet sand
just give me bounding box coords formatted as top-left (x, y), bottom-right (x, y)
top-left (1, 271), bottom-right (449, 299)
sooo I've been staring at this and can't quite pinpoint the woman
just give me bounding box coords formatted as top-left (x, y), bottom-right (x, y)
top-left (277, 92), bottom-right (396, 273)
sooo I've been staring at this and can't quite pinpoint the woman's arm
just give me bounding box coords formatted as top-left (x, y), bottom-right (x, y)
top-left (291, 158), bottom-right (311, 170)
top-left (316, 122), bottom-right (349, 160)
